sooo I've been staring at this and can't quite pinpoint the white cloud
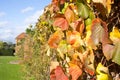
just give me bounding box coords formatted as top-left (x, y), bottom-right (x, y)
top-left (0, 26), bottom-right (27, 43)
top-left (4, 29), bottom-right (12, 33)
top-left (24, 10), bottom-right (44, 25)
top-left (21, 7), bottom-right (34, 13)
top-left (0, 29), bottom-right (13, 42)
top-left (0, 12), bottom-right (6, 17)
top-left (0, 21), bottom-right (9, 27)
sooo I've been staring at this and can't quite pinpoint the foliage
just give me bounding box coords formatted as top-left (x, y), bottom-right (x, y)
top-left (16, 12), bottom-right (52, 79)
top-left (0, 41), bottom-right (15, 56)
top-left (16, 0), bottom-right (120, 80)
top-left (46, 0), bottom-right (120, 80)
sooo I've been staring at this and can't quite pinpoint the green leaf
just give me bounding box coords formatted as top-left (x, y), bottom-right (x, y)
top-left (62, 3), bottom-right (69, 13)
top-left (77, 2), bottom-right (89, 19)
top-left (57, 40), bottom-right (68, 59)
top-left (85, 18), bottom-right (92, 26)
top-left (89, 11), bottom-right (95, 20)
top-left (112, 42), bottom-right (120, 65)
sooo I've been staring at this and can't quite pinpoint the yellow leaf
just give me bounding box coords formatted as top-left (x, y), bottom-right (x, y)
top-left (106, 0), bottom-right (112, 14)
top-left (96, 63), bottom-right (109, 80)
top-left (110, 27), bottom-right (120, 40)
top-left (87, 0), bottom-right (91, 3)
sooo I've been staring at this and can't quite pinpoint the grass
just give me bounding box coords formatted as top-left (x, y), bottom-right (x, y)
top-left (0, 56), bottom-right (22, 80)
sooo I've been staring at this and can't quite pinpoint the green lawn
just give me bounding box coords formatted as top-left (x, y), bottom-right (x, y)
top-left (0, 56), bottom-right (22, 80)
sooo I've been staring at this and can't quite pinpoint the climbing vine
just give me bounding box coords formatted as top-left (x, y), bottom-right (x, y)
top-left (16, 0), bottom-right (120, 80)
top-left (47, 0), bottom-right (120, 80)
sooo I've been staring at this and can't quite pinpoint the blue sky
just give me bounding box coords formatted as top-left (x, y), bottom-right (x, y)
top-left (0, 0), bottom-right (51, 43)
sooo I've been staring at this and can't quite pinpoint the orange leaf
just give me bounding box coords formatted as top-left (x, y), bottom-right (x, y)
top-left (48, 30), bottom-right (64, 48)
top-left (70, 19), bottom-right (85, 34)
top-left (69, 63), bottom-right (82, 80)
top-left (67, 31), bottom-right (77, 45)
top-left (64, 5), bottom-right (75, 23)
top-left (53, 15), bottom-right (69, 31)
top-left (66, 31), bottom-right (84, 48)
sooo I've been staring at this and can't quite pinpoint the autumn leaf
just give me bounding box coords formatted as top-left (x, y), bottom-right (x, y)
top-left (102, 44), bottom-right (115, 60)
top-left (64, 4), bottom-right (75, 23)
top-left (96, 63), bottom-right (109, 80)
top-left (85, 18), bottom-right (92, 26)
top-left (50, 66), bottom-right (69, 80)
top-left (48, 30), bottom-right (64, 48)
top-left (52, 0), bottom-right (60, 12)
top-left (103, 42), bottom-right (120, 65)
top-left (60, 0), bottom-right (66, 4)
top-left (109, 27), bottom-right (120, 65)
top-left (57, 40), bottom-right (68, 59)
top-left (66, 31), bottom-right (84, 48)
top-left (106, 0), bottom-right (113, 14)
top-left (50, 69), bottom-right (56, 80)
top-left (103, 27), bottom-right (120, 64)
top-left (89, 11), bottom-right (95, 20)
top-left (50, 61), bottom-right (59, 72)
top-left (87, 0), bottom-right (91, 3)
top-left (55, 66), bottom-right (69, 80)
top-left (53, 14), bottom-right (69, 31)
top-left (84, 49), bottom-right (95, 76)
top-left (112, 41), bottom-right (120, 65)
top-left (86, 18), bottom-right (112, 49)
top-left (96, 63), bottom-right (112, 80)
top-left (92, 0), bottom-right (113, 14)
top-left (92, 0), bottom-right (106, 6)
top-left (110, 27), bottom-right (120, 40)
top-left (76, 2), bottom-right (89, 19)
top-left (69, 62), bottom-right (82, 80)
top-left (70, 19), bottom-right (85, 34)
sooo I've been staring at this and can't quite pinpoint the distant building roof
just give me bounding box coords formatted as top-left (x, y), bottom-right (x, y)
top-left (15, 33), bottom-right (27, 40)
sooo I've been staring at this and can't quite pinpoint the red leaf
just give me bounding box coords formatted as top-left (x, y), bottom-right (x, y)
top-left (86, 18), bottom-right (112, 49)
top-left (53, 15), bottom-right (69, 31)
top-left (102, 44), bottom-right (114, 60)
top-left (52, 0), bottom-right (59, 12)
top-left (91, 18), bottom-right (111, 45)
top-left (69, 63), bottom-right (82, 80)
top-left (55, 66), bottom-right (69, 80)
top-left (50, 73), bottom-right (56, 80)
top-left (50, 69), bottom-right (56, 80)
top-left (60, 0), bottom-right (65, 4)
top-left (85, 67), bottom-right (95, 76)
